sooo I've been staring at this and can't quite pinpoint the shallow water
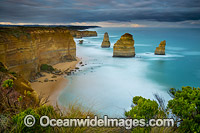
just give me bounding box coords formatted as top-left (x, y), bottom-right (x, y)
top-left (58, 27), bottom-right (200, 117)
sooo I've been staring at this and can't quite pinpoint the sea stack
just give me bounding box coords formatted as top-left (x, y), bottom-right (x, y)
top-left (113, 33), bottom-right (135, 57)
top-left (79, 40), bottom-right (83, 44)
top-left (101, 32), bottom-right (110, 48)
top-left (155, 40), bottom-right (166, 55)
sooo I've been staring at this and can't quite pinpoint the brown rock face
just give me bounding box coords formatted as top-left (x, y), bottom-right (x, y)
top-left (113, 33), bottom-right (135, 57)
top-left (70, 30), bottom-right (97, 38)
top-left (0, 27), bottom-right (76, 80)
top-left (155, 40), bottom-right (166, 55)
top-left (101, 32), bottom-right (110, 48)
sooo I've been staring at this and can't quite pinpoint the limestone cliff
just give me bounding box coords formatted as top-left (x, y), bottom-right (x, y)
top-left (70, 30), bottom-right (97, 38)
top-left (0, 27), bottom-right (76, 80)
top-left (101, 32), bottom-right (110, 48)
top-left (113, 33), bottom-right (135, 57)
top-left (155, 40), bottom-right (166, 55)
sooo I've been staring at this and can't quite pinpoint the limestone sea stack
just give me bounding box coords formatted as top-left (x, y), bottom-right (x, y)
top-left (101, 32), bottom-right (110, 48)
top-left (79, 40), bottom-right (83, 44)
top-left (155, 40), bottom-right (166, 55)
top-left (113, 33), bottom-right (135, 57)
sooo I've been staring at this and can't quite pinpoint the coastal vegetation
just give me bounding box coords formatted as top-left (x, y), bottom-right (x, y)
top-left (125, 87), bottom-right (200, 133)
top-left (1, 81), bottom-right (199, 132)
top-left (1, 61), bottom-right (199, 132)
top-left (40, 64), bottom-right (55, 73)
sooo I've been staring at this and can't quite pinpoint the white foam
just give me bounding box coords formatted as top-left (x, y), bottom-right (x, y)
top-left (167, 46), bottom-right (186, 51)
top-left (137, 52), bottom-right (184, 58)
top-left (135, 44), bottom-right (151, 47)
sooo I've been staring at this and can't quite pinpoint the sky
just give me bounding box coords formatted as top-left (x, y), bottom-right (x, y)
top-left (0, 0), bottom-right (200, 27)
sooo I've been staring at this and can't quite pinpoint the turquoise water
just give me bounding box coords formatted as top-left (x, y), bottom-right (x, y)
top-left (58, 27), bottom-right (200, 117)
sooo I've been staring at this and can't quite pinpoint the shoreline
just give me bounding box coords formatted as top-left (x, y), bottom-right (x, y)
top-left (31, 58), bottom-right (81, 106)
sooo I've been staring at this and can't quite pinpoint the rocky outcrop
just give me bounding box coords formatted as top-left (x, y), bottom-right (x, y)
top-left (79, 40), bottom-right (83, 44)
top-left (155, 40), bottom-right (166, 55)
top-left (113, 33), bottom-right (135, 57)
top-left (101, 32), bottom-right (110, 48)
top-left (70, 30), bottom-right (97, 38)
top-left (0, 27), bottom-right (76, 80)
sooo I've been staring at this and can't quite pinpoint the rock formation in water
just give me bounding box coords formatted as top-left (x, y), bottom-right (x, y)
top-left (0, 27), bottom-right (76, 80)
top-left (79, 40), bottom-right (83, 44)
top-left (101, 32), bottom-right (110, 48)
top-left (113, 33), bottom-right (135, 57)
top-left (70, 30), bottom-right (97, 38)
top-left (155, 40), bottom-right (166, 55)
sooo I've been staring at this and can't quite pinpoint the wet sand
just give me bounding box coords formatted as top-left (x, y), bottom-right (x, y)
top-left (31, 58), bottom-right (80, 106)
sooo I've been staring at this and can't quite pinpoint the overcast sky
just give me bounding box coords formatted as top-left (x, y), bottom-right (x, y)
top-left (0, 0), bottom-right (200, 27)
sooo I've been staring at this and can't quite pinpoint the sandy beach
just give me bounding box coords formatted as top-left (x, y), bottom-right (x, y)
top-left (31, 58), bottom-right (80, 106)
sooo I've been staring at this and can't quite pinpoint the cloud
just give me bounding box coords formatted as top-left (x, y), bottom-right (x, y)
top-left (0, 0), bottom-right (199, 27)
top-left (70, 22), bottom-right (147, 27)
top-left (0, 21), bottom-right (147, 27)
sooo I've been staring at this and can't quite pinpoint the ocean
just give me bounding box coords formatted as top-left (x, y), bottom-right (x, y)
top-left (58, 27), bottom-right (200, 117)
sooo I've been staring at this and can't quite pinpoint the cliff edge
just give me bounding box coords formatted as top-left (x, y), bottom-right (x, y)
top-left (70, 30), bottom-right (97, 38)
top-left (0, 27), bottom-right (76, 80)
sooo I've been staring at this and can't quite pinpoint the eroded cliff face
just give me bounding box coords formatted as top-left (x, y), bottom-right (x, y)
top-left (113, 33), bottom-right (135, 57)
top-left (70, 30), bottom-right (97, 38)
top-left (0, 27), bottom-right (76, 80)
top-left (155, 40), bottom-right (166, 55)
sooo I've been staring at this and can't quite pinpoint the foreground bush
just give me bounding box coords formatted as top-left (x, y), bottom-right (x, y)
top-left (12, 108), bottom-right (41, 132)
top-left (168, 86), bottom-right (200, 133)
top-left (125, 96), bottom-right (167, 132)
top-left (40, 64), bottom-right (55, 72)
top-left (125, 86), bottom-right (200, 132)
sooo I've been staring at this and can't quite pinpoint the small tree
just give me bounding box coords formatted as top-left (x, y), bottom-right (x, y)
top-left (167, 86), bottom-right (200, 133)
top-left (125, 96), bottom-right (165, 132)
top-left (125, 96), bottom-right (160, 120)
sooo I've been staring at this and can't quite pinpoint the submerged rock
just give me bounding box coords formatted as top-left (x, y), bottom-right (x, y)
top-left (44, 78), bottom-right (49, 82)
top-left (113, 33), bottom-right (135, 57)
top-left (155, 40), bottom-right (166, 55)
top-left (79, 40), bottom-right (83, 44)
top-left (101, 32), bottom-right (110, 48)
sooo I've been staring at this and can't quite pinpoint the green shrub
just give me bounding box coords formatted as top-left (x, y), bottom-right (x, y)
top-left (2, 79), bottom-right (13, 88)
top-left (12, 108), bottom-right (41, 133)
top-left (167, 86), bottom-right (200, 133)
top-left (40, 64), bottom-right (54, 72)
top-left (125, 96), bottom-right (166, 132)
top-left (125, 96), bottom-right (160, 120)
top-left (36, 105), bottom-right (57, 117)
